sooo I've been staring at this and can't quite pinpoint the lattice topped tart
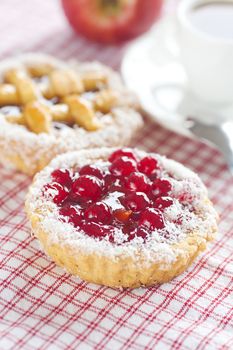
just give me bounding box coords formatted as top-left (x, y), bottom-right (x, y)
top-left (0, 53), bottom-right (142, 175)
top-left (25, 148), bottom-right (218, 288)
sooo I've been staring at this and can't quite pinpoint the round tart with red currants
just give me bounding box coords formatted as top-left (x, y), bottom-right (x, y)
top-left (25, 148), bottom-right (218, 288)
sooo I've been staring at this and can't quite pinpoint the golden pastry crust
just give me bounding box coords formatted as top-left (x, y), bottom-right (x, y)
top-left (27, 219), bottom-right (215, 288)
top-left (25, 148), bottom-right (218, 288)
top-left (0, 54), bottom-right (142, 175)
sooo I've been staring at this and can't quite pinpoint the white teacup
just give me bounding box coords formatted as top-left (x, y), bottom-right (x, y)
top-left (176, 0), bottom-right (233, 105)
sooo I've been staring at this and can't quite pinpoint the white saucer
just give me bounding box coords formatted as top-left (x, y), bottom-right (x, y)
top-left (121, 16), bottom-right (233, 138)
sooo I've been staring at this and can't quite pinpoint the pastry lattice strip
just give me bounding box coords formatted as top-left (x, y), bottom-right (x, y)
top-left (0, 64), bottom-right (119, 133)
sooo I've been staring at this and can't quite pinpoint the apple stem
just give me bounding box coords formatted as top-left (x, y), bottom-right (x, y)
top-left (100, 0), bottom-right (122, 15)
top-left (101, 0), bottom-right (118, 7)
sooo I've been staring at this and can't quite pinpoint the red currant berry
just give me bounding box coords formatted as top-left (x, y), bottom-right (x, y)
top-left (82, 222), bottom-right (114, 239)
top-left (110, 156), bottom-right (137, 177)
top-left (84, 202), bottom-right (112, 224)
top-left (154, 197), bottom-right (173, 211)
top-left (109, 148), bottom-right (137, 163)
top-left (126, 232), bottom-right (134, 242)
top-left (59, 205), bottom-right (76, 217)
top-left (107, 231), bottom-right (116, 244)
top-left (124, 172), bottom-right (150, 193)
top-left (139, 208), bottom-right (165, 230)
top-left (121, 220), bottom-right (136, 234)
top-left (44, 182), bottom-right (69, 205)
top-left (130, 212), bottom-right (140, 221)
top-left (72, 175), bottom-right (103, 202)
top-left (136, 227), bottom-right (149, 240)
top-left (124, 192), bottom-right (150, 212)
top-left (59, 205), bottom-right (83, 227)
top-left (152, 179), bottom-right (172, 197)
top-left (104, 174), bottom-right (124, 193)
top-left (79, 164), bottom-right (104, 179)
top-left (104, 173), bottom-right (113, 188)
top-left (138, 156), bottom-right (159, 176)
top-left (51, 169), bottom-right (72, 187)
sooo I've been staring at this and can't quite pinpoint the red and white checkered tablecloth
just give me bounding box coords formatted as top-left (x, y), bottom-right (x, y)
top-left (0, 1), bottom-right (233, 349)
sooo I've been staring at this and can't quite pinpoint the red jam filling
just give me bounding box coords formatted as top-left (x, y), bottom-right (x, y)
top-left (43, 149), bottom-right (175, 243)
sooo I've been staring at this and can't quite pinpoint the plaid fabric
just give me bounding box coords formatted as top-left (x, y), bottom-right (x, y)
top-left (0, 1), bottom-right (233, 349)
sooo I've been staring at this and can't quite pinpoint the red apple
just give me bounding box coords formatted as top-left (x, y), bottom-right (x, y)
top-left (61, 0), bottom-right (163, 43)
